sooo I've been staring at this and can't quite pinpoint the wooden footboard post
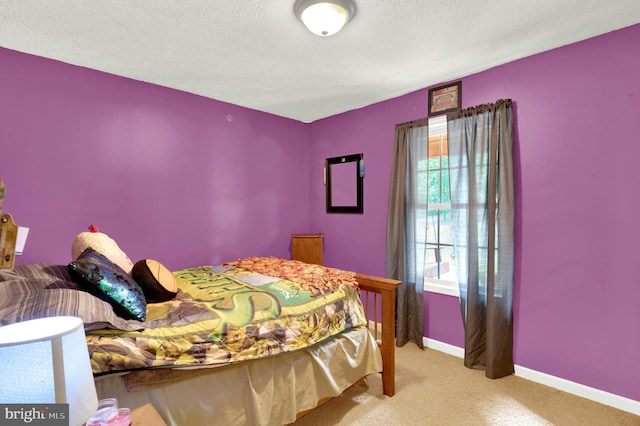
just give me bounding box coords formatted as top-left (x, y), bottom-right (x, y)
top-left (355, 274), bottom-right (401, 397)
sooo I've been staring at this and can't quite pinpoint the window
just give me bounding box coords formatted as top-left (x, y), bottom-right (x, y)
top-left (422, 116), bottom-right (458, 296)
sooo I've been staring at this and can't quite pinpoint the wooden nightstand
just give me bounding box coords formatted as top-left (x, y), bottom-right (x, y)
top-left (130, 403), bottom-right (167, 426)
top-left (291, 233), bottom-right (324, 265)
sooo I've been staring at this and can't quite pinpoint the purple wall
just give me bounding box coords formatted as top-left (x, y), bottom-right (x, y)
top-left (1, 23), bottom-right (639, 403)
top-left (309, 24), bottom-right (640, 402)
top-left (0, 48), bottom-right (310, 271)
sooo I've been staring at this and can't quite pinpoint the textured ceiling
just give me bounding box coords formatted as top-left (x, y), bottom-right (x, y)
top-left (1, 1), bottom-right (640, 123)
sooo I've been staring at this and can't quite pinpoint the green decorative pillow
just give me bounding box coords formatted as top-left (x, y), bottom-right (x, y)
top-left (132, 259), bottom-right (178, 302)
top-left (68, 248), bottom-right (147, 321)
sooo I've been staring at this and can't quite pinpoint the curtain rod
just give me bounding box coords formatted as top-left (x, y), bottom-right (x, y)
top-left (394, 116), bottom-right (430, 128)
top-left (395, 98), bottom-right (513, 127)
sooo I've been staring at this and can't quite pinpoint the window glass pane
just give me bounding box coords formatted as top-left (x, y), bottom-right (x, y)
top-left (426, 209), bottom-right (438, 243)
top-left (427, 156), bottom-right (440, 171)
top-left (418, 158), bottom-right (429, 172)
top-left (417, 217), bottom-right (427, 243)
top-left (422, 116), bottom-right (458, 292)
top-left (417, 171), bottom-right (428, 205)
top-left (439, 207), bottom-right (453, 246)
top-left (427, 170), bottom-right (441, 204)
top-left (424, 244), bottom-right (440, 278)
top-left (438, 246), bottom-right (457, 282)
top-left (441, 168), bottom-right (450, 204)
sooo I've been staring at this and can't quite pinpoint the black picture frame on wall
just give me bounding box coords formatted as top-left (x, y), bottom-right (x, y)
top-left (325, 153), bottom-right (364, 214)
top-left (428, 81), bottom-right (462, 116)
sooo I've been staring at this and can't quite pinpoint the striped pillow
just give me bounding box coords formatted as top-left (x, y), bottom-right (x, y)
top-left (0, 263), bottom-right (72, 282)
top-left (0, 277), bottom-right (143, 331)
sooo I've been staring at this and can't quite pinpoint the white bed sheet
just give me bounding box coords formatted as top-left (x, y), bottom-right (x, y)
top-left (94, 326), bottom-right (382, 426)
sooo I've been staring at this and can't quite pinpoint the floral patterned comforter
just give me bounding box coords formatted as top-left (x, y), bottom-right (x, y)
top-left (87, 258), bottom-right (366, 375)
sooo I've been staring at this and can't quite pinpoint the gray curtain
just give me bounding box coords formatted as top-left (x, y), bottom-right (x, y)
top-left (447, 99), bottom-right (515, 379)
top-left (386, 117), bottom-right (430, 348)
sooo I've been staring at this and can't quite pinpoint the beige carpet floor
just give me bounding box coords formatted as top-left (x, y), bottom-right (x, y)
top-left (294, 343), bottom-right (640, 425)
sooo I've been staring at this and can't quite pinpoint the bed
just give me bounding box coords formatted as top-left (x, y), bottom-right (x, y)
top-left (0, 257), bottom-right (400, 425)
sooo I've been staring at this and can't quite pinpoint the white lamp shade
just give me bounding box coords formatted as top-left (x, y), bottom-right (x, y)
top-left (0, 316), bottom-right (98, 426)
top-left (295, 0), bottom-right (356, 37)
top-left (301, 3), bottom-right (348, 36)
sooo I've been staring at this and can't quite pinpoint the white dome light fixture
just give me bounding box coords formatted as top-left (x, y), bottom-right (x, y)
top-left (294, 0), bottom-right (357, 37)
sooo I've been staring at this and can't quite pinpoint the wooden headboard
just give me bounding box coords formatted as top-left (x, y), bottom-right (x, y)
top-left (0, 214), bottom-right (18, 270)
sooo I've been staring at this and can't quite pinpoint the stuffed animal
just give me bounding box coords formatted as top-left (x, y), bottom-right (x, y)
top-left (71, 225), bottom-right (134, 274)
top-left (71, 224), bottom-right (177, 303)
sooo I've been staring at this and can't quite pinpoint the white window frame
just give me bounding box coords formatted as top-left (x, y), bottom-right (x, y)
top-left (424, 116), bottom-right (459, 298)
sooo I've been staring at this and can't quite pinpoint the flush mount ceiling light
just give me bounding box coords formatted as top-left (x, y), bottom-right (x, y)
top-left (294, 0), bottom-right (357, 37)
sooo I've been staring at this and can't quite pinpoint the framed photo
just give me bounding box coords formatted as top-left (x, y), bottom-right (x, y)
top-left (428, 81), bottom-right (461, 116)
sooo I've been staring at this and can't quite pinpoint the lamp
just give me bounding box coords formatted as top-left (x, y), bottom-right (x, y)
top-left (0, 316), bottom-right (98, 426)
top-left (294, 0), bottom-right (357, 37)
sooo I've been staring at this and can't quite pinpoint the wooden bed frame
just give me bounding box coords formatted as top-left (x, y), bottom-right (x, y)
top-left (356, 273), bottom-right (401, 397)
top-left (294, 273), bottom-right (400, 422)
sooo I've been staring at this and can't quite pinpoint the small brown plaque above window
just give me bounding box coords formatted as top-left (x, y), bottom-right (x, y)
top-left (428, 81), bottom-right (461, 116)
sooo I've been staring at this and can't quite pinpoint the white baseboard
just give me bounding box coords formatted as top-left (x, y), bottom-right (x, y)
top-left (423, 337), bottom-right (640, 416)
top-left (423, 337), bottom-right (465, 358)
